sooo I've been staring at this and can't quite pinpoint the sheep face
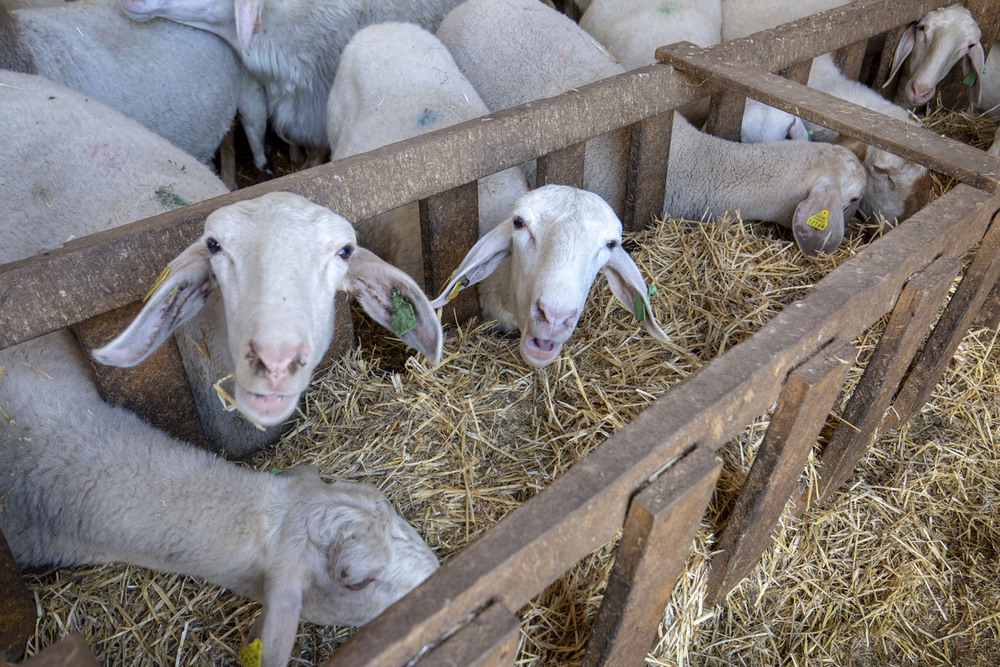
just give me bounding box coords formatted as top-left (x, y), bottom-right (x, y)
top-left (431, 185), bottom-right (669, 367)
top-left (118, 0), bottom-right (246, 52)
top-left (888, 5), bottom-right (984, 108)
top-left (93, 192), bottom-right (442, 427)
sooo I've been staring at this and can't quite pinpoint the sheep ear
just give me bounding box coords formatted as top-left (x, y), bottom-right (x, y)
top-left (428, 221), bottom-right (513, 309)
top-left (343, 247), bottom-right (444, 366)
top-left (234, 0), bottom-right (263, 54)
top-left (963, 43), bottom-right (985, 107)
top-left (92, 243), bottom-right (215, 367)
top-left (791, 182), bottom-right (846, 256)
top-left (884, 24), bottom-right (916, 88)
top-left (601, 247), bottom-right (670, 344)
top-left (253, 576), bottom-right (302, 667)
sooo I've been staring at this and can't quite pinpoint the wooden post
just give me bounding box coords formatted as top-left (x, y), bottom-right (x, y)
top-left (704, 90), bottom-right (745, 142)
top-left (582, 445), bottom-right (721, 667)
top-left (623, 111), bottom-right (672, 234)
top-left (2, 633), bottom-right (100, 667)
top-left (72, 303), bottom-right (208, 448)
top-left (0, 530), bottom-right (34, 663)
top-left (891, 212), bottom-right (1000, 426)
top-left (779, 60), bottom-right (813, 86)
top-left (835, 38), bottom-right (869, 82)
top-left (703, 340), bottom-right (854, 606)
top-left (536, 142), bottom-right (586, 190)
top-left (807, 256), bottom-right (963, 508)
top-left (410, 602), bottom-right (519, 667)
top-left (420, 181), bottom-right (480, 325)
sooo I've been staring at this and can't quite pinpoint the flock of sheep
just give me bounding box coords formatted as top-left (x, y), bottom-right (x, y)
top-left (1, 0), bottom-right (997, 665)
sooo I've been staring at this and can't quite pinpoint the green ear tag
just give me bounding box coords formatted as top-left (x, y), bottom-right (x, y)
top-left (964, 70), bottom-right (978, 87)
top-left (634, 289), bottom-right (646, 322)
top-left (391, 288), bottom-right (417, 337)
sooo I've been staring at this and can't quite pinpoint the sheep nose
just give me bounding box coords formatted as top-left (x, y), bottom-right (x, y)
top-left (909, 79), bottom-right (933, 103)
top-left (249, 340), bottom-right (309, 388)
top-left (534, 299), bottom-right (577, 334)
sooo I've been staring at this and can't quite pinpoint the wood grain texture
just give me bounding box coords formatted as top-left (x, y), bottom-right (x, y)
top-left (411, 603), bottom-right (519, 667)
top-left (0, 531), bottom-right (33, 663)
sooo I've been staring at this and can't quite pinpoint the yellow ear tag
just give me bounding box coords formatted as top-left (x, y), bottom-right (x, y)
top-left (806, 210), bottom-right (829, 231)
top-left (143, 266), bottom-right (171, 302)
top-left (237, 638), bottom-right (262, 667)
top-left (446, 279), bottom-right (463, 302)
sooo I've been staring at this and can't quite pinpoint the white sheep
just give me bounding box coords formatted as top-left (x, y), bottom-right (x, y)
top-left (118, 0), bottom-right (466, 167)
top-left (0, 70), bottom-right (439, 667)
top-left (430, 184), bottom-right (670, 367)
top-left (807, 52), bottom-right (932, 224)
top-left (883, 4), bottom-right (986, 109)
top-left (12, 0), bottom-right (270, 182)
top-left (578, 0), bottom-right (809, 143)
top-left (437, 0), bottom-right (631, 213)
top-left (721, 0), bottom-right (856, 42)
top-left (664, 111), bottom-right (867, 255)
top-left (325, 21), bottom-right (529, 283)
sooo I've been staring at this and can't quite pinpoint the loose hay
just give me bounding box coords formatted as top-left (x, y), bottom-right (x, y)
top-left (21, 111), bottom-right (1000, 665)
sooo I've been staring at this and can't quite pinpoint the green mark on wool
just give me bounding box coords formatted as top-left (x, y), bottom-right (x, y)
top-left (416, 108), bottom-right (439, 127)
top-left (658, 2), bottom-right (677, 14)
top-left (155, 185), bottom-right (191, 210)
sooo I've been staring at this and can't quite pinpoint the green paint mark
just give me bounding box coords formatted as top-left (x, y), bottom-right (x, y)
top-left (657, 2), bottom-right (676, 14)
top-left (416, 108), bottom-right (439, 127)
top-left (154, 185), bottom-right (191, 210)
top-left (391, 288), bottom-right (417, 337)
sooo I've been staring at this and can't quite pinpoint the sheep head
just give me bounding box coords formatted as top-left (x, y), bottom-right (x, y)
top-left (93, 192), bottom-right (443, 427)
top-left (431, 184), bottom-right (669, 367)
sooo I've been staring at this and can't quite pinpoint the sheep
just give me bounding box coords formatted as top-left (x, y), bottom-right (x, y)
top-left (12, 0), bottom-right (270, 182)
top-left (578, 0), bottom-right (808, 143)
top-left (325, 21), bottom-right (529, 284)
top-left (436, 0), bottom-right (631, 214)
top-left (118, 0), bottom-right (467, 167)
top-left (0, 70), bottom-right (439, 667)
top-left (430, 184), bottom-right (671, 367)
top-left (664, 111), bottom-right (867, 255)
top-left (0, 1), bottom-right (33, 72)
top-left (721, 0), bottom-right (856, 42)
top-left (883, 4), bottom-right (986, 109)
top-left (807, 52), bottom-right (932, 224)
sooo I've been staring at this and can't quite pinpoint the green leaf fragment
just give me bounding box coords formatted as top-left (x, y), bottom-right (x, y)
top-left (391, 288), bottom-right (417, 337)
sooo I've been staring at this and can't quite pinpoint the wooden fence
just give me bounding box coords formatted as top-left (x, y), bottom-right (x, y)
top-left (4, 0), bottom-right (1000, 663)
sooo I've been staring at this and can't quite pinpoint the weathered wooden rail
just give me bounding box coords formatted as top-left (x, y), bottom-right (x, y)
top-left (4, 0), bottom-right (1000, 663)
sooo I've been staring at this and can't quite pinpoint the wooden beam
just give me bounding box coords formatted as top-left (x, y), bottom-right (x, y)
top-left (420, 182), bottom-right (480, 325)
top-left (582, 445), bottom-right (721, 667)
top-left (703, 340), bottom-right (855, 606)
top-left (657, 42), bottom-right (1000, 192)
top-left (536, 142), bottom-right (586, 189)
top-left (835, 39), bottom-right (869, 82)
top-left (808, 256), bottom-right (963, 508)
top-left (0, 531), bottom-right (33, 663)
top-left (891, 210), bottom-right (1000, 426)
top-left (704, 90), bottom-right (745, 142)
top-left (411, 602), bottom-right (519, 667)
top-left (623, 111), bottom-right (672, 233)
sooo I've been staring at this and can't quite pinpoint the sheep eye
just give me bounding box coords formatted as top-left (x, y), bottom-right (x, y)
top-left (512, 215), bottom-right (525, 229)
top-left (916, 23), bottom-right (926, 32)
top-left (337, 244), bottom-right (354, 260)
top-left (606, 240), bottom-right (618, 250)
top-left (205, 237), bottom-right (221, 254)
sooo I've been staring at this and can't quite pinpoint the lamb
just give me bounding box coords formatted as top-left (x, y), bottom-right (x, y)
top-left (664, 111), bottom-right (867, 255)
top-left (578, 0), bottom-right (809, 143)
top-left (883, 4), bottom-right (986, 109)
top-left (436, 0), bottom-right (631, 214)
top-left (325, 21), bottom-right (529, 284)
top-left (0, 70), bottom-right (439, 667)
top-left (807, 52), bottom-right (932, 224)
top-left (721, 0), bottom-right (856, 42)
top-left (12, 0), bottom-right (269, 182)
top-left (118, 0), bottom-right (466, 167)
top-left (430, 184), bottom-right (671, 367)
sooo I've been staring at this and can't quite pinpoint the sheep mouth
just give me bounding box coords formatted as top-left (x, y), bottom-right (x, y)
top-left (520, 335), bottom-right (563, 367)
top-left (235, 386), bottom-right (299, 424)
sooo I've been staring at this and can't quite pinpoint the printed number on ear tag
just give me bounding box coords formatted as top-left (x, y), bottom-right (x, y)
top-left (806, 210), bottom-right (829, 231)
top-left (391, 288), bottom-right (417, 337)
top-left (143, 266), bottom-right (171, 302)
top-left (964, 71), bottom-right (978, 87)
top-left (237, 638), bottom-right (262, 667)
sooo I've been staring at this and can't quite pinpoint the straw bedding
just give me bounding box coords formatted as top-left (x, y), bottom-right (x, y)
top-left (19, 109), bottom-right (1000, 665)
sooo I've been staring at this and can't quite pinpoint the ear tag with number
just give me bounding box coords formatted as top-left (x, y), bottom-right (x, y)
top-left (806, 209), bottom-right (829, 231)
top-left (391, 288), bottom-right (416, 337)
